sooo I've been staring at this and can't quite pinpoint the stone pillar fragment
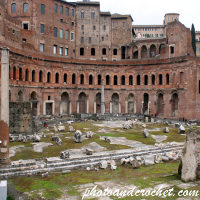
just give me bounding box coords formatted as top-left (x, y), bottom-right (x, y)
top-left (0, 47), bottom-right (11, 165)
top-left (101, 79), bottom-right (105, 115)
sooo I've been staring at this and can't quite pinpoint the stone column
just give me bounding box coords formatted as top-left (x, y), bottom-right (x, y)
top-left (119, 102), bottom-right (121, 113)
top-left (69, 101), bottom-right (72, 115)
top-left (134, 101), bottom-right (137, 114)
top-left (125, 101), bottom-right (128, 113)
top-left (77, 101), bottom-right (79, 114)
top-left (110, 101), bottom-right (112, 114)
top-left (0, 47), bottom-right (11, 165)
top-left (86, 100), bottom-right (89, 113)
top-left (94, 101), bottom-right (96, 113)
top-left (101, 79), bottom-right (105, 115)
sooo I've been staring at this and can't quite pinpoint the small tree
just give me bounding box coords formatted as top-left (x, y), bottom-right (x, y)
top-left (191, 23), bottom-right (196, 56)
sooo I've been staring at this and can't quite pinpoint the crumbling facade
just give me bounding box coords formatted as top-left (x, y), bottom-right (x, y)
top-left (0, 0), bottom-right (200, 121)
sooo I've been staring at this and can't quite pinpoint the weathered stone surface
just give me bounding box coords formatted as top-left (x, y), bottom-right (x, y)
top-left (54, 126), bottom-right (58, 132)
top-left (151, 118), bottom-right (154, 123)
top-left (58, 126), bottom-right (65, 132)
top-left (165, 121), bottom-right (169, 125)
top-left (105, 137), bottom-right (111, 143)
top-left (41, 172), bottom-right (48, 178)
top-left (155, 154), bottom-right (162, 164)
top-left (142, 124), bottom-right (146, 128)
top-left (18, 134), bottom-right (23, 142)
top-left (56, 137), bottom-right (62, 146)
top-left (86, 148), bottom-right (93, 155)
top-left (162, 156), bottom-right (170, 162)
top-left (100, 160), bottom-right (108, 169)
top-left (52, 136), bottom-right (59, 141)
top-left (178, 125), bottom-right (185, 134)
top-left (74, 130), bottom-right (83, 143)
top-left (60, 151), bottom-right (70, 159)
top-left (23, 136), bottom-right (28, 143)
top-left (111, 164), bottom-right (117, 170)
top-left (143, 129), bottom-right (149, 138)
top-left (132, 159), bottom-right (141, 168)
top-left (62, 170), bottom-right (71, 174)
top-left (144, 155), bottom-right (155, 166)
top-left (123, 124), bottom-right (132, 129)
top-left (33, 135), bottom-right (41, 142)
top-left (175, 123), bottom-right (180, 128)
top-left (69, 126), bottom-right (74, 132)
top-left (163, 127), bottom-right (170, 133)
top-left (86, 131), bottom-right (93, 138)
top-left (181, 129), bottom-right (200, 182)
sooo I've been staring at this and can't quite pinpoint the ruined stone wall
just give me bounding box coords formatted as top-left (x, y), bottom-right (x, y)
top-left (9, 102), bottom-right (36, 135)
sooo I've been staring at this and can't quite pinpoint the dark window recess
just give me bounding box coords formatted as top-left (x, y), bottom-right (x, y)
top-left (60, 19), bottom-right (63, 23)
top-left (152, 75), bottom-right (155, 85)
top-left (54, 27), bottom-right (57, 37)
top-left (129, 75), bottom-right (133, 85)
top-left (166, 74), bottom-right (169, 85)
top-left (80, 48), bottom-right (84, 56)
top-left (64, 74), bottom-right (67, 83)
top-left (114, 75), bottom-right (118, 85)
top-left (170, 46), bottom-right (174, 54)
top-left (23, 23), bottom-right (28, 30)
top-left (54, 4), bottom-right (57, 13)
top-left (91, 48), bottom-right (95, 56)
top-left (41, 4), bottom-right (45, 14)
top-left (98, 75), bottom-right (101, 85)
top-left (121, 75), bottom-right (125, 85)
top-left (41, 24), bottom-right (44, 33)
top-left (106, 75), bottom-right (110, 85)
top-left (102, 48), bottom-right (106, 55)
top-left (137, 75), bottom-right (140, 85)
top-left (48, 96), bottom-right (51, 100)
top-left (80, 74), bottom-right (84, 84)
top-left (89, 75), bottom-right (93, 85)
top-left (159, 74), bottom-right (163, 85)
top-left (113, 49), bottom-right (117, 55)
top-left (72, 74), bottom-right (76, 84)
top-left (71, 22), bottom-right (74, 26)
top-left (22, 38), bottom-right (26, 42)
top-left (144, 75), bottom-right (148, 85)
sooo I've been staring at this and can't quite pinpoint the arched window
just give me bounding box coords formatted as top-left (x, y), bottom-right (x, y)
top-left (121, 75), bottom-right (125, 85)
top-left (113, 49), bottom-right (117, 55)
top-left (80, 74), bottom-right (84, 84)
top-left (137, 75), bottom-right (140, 85)
top-left (103, 25), bottom-right (106, 30)
top-left (19, 68), bottom-right (22, 81)
top-left (72, 73), bottom-right (76, 84)
top-left (39, 70), bottom-right (43, 82)
top-left (64, 73), bottom-right (67, 83)
top-left (32, 70), bottom-right (35, 82)
top-left (25, 69), bottom-right (29, 81)
top-left (91, 48), bottom-right (95, 56)
top-left (47, 72), bottom-right (51, 83)
top-left (166, 74), bottom-right (169, 85)
top-left (89, 75), bottom-right (93, 85)
top-left (55, 73), bottom-right (59, 83)
top-left (98, 75), bottom-right (101, 85)
top-left (144, 75), bottom-right (148, 85)
top-left (23, 3), bottom-right (28, 12)
top-left (102, 48), bottom-right (106, 55)
top-left (81, 11), bottom-right (84, 18)
top-left (152, 74), bottom-right (155, 85)
top-left (106, 75), bottom-right (110, 85)
top-left (11, 3), bottom-right (16, 13)
top-left (129, 75), bottom-right (133, 85)
top-left (159, 74), bottom-right (163, 85)
top-left (13, 67), bottom-right (16, 80)
top-left (114, 75), bottom-right (118, 85)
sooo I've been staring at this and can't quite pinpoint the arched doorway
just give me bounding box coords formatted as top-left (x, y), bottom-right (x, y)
top-left (128, 93), bottom-right (134, 114)
top-left (141, 45), bottom-right (147, 58)
top-left (171, 93), bottom-right (178, 117)
top-left (150, 44), bottom-right (156, 57)
top-left (133, 45), bottom-right (138, 59)
top-left (18, 91), bottom-right (23, 102)
top-left (143, 93), bottom-right (149, 114)
top-left (157, 93), bottom-right (164, 115)
top-left (31, 91), bottom-right (37, 116)
top-left (96, 93), bottom-right (101, 113)
top-left (79, 92), bottom-right (86, 114)
top-left (61, 92), bottom-right (69, 114)
top-left (112, 93), bottom-right (119, 114)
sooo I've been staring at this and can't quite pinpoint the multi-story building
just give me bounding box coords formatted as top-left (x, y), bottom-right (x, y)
top-left (133, 13), bottom-right (180, 38)
top-left (0, 0), bottom-right (200, 122)
top-left (196, 31), bottom-right (200, 57)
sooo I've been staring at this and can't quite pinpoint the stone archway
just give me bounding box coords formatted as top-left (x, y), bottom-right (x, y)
top-left (96, 93), bottom-right (101, 113)
top-left (79, 92), bottom-right (86, 114)
top-left (141, 45), bottom-right (147, 58)
top-left (157, 93), bottom-right (164, 115)
top-left (112, 93), bottom-right (119, 114)
top-left (128, 93), bottom-right (134, 114)
top-left (18, 91), bottom-right (23, 102)
top-left (31, 91), bottom-right (37, 116)
top-left (150, 44), bottom-right (156, 57)
top-left (143, 93), bottom-right (149, 114)
top-left (171, 93), bottom-right (178, 117)
top-left (61, 92), bottom-right (69, 114)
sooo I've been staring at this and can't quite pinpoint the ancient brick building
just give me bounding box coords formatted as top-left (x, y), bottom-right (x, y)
top-left (0, 0), bottom-right (200, 121)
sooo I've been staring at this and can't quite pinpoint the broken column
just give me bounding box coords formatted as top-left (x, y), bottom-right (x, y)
top-left (0, 47), bottom-right (11, 165)
top-left (101, 79), bottom-right (105, 115)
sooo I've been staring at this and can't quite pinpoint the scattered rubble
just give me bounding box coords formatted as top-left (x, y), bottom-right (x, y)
top-left (100, 160), bottom-right (108, 169)
top-left (69, 126), bottom-right (74, 132)
top-left (33, 134), bottom-right (41, 142)
top-left (143, 129), bottom-right (149, 138)
top-left (123, 124), bottom-right (132, 129)
top-left (74, 130), bottom-right (83, 143)
top-left (56, 137), bottom-right (62, 146)
top-left (163, 127), bottom-right (170, 133)
top-left (86, 148), bottom-right (93, 155)
top-left (60, 151), bottom-right (70, 159)
top-left (178, 125), bottom-right (185, 134)
top-left (86, 131), bottom-right (93, 138)
top-left (57, 126), bottom-right (65, 132)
